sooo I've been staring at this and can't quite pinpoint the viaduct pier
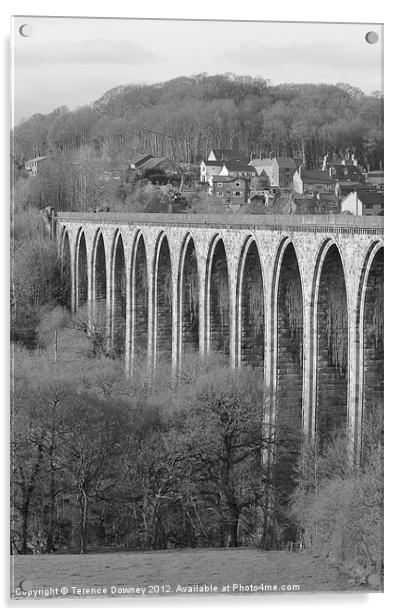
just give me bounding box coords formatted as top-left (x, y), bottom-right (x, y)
top-left (56, 213), bottom-right (384, 463)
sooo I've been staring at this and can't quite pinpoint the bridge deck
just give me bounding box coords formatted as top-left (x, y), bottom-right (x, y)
top-left (56, 212), bottom-right (383, 233)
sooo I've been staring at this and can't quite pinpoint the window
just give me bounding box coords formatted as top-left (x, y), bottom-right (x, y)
top-left (234, 191), bottom-right (243, 197)
top-left (235, 182), bottom-right (241, 187)
top-left (218, 182), bottom-right (223, 187)
top-left (217, 191), bottom-right (224, 197)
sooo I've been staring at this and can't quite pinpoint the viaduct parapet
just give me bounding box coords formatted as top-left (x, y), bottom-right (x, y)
top-left (56, 213), bottom-right (384, 463)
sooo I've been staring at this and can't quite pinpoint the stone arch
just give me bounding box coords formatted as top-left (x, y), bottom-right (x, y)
top-left (205, 235), bottom-right (230, 358)
top-left (111, 232), bottom-right (127, 358)
top-left (236, 235), bottom-right (264, 374)
top-left (154, 233), bottom-right (173, 364)
top-left (271, 237), bottom-right (304, 500)
top-left (312, 239), bottom-right (348, 450)
top-left (59, 228), bottom-right (72, 309)
top-left (178, 233), bottom-right (199, 361)
top-left (92, 230), bottom-right (107, 335)
top-left (76, 228), bottom-right (88, 309)
top-left (357, 242), bottom-right (384, 459)
top-left (131, 232), bottom-right (149, 361)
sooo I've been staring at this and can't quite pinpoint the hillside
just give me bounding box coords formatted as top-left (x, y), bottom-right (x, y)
top-left (12, 73), bottom-right (383, 170)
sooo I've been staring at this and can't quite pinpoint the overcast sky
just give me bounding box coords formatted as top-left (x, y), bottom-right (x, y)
top-left (12, 16), bottom-right (383, 124)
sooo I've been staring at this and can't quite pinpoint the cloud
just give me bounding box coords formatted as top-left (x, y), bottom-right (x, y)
top-left (15, 39), bottom-right (161, 66)
top-left (217, 40), bottom-right (377, 71)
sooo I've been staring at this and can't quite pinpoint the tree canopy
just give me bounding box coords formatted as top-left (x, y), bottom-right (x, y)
top-left (12, 73), bottom-right (383, 171)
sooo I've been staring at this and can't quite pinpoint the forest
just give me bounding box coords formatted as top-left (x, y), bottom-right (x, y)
top-left (13, 73), bottom-right (383, 172)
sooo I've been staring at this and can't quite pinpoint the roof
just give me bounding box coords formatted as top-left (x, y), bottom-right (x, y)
top-left (212, 175), bottom-right (247, 184)
top-left (222, 162), bottom-right (256, 173)
top-left (301, 169), bottom-right (335, 184)
top-left (250, 158), bottom-right (274, 167)
top-left (327, 164), bottom-right (363, 180)
top-left (202, 160), bottom-right (223, 167)
top-left (25, 156), bottom-right (48, 165)
top-left (139, 157), bottom-right (177, 170)
top-left (209, 148), bottom-right (248, 162)
top-left (357, 191), bottom-right (384, 205)
top-left (275, 157), bottom-right (297, 168)
top-left (130, 154), bottom-right (153, 167)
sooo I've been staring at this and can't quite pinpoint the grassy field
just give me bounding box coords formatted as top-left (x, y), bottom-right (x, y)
top-left (11, 547), bottom-right (367, 600)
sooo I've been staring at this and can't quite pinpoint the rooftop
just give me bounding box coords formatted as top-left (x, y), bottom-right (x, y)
top-left (25, 156), bottom-right (48, 165)
top-left (250, 158), bottom-right (274, 167)
top-left (357, 191), bottom-right (384, 205)
top-left (212, 175), bottom-right (247, 183)
top-left (139, 157), bottom-right (177, 170)
top-left (301, 169), bottom-right (335, 184)
top-left (209, 148), bottom-right (248, 162)
top-left (130, 153), bottom-right (153, 166)
top-left (275, 157), bottom-right (297, 168)
top-left (222, 162), bottom-right (256, 173)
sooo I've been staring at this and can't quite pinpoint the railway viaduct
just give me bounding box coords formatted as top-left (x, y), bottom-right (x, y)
top-left (56, 212), bottom-right (383, 463)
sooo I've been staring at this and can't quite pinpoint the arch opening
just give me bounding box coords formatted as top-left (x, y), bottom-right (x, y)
top-left (181, 238), bottom-right (199, 357)
top-left (133, 236), bottom-right (148, 359)
top-left (362, 247), bottom-right (383, 457)
top-left (316, 244), bottom-right (348, 449)
top-left (59, 230), bottom-right (72, 310)
top-left (113, 235), bottom-right (126, 357)
top-left (209, 239), bottom-right (230, 358)
top-left (274, 243), bottom-right (303, 503)
top-left (240, 241), bottom-right (264, 374)
top-left (93, 233), bottom-right (107, 341)
top-left (156, 236), bottom-right (172, 363)
top-left (77, 232), bottom-right (88, 309)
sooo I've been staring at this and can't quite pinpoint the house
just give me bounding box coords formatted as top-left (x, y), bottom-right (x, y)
top-left (293, 167), bottom-right (336, 196)
top-left (220, 161), bottom-right (256, 179)
top-left (212, 175), bottom-right (250, 205)
top-left (24, 155), bottom-right (49, 176)
top-left (249, 157), bottom-right (296, 188)
top-left (138, 157), bottom-right (180, 175)
top-left (366, 170), bottom-right (384, 191)
top-left (341, 190), bottom-right (384, 216)
top-left (200, 148), bottom-right (248, 184)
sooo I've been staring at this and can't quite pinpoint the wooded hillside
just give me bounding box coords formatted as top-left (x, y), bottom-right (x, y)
top-left (12, 73), bottom-right (383, 171)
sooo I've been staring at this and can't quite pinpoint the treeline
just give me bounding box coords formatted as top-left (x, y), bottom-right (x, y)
top-left (13, 73), bottom-right (383, 170)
